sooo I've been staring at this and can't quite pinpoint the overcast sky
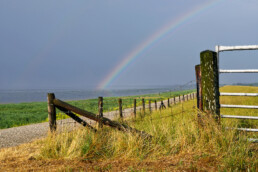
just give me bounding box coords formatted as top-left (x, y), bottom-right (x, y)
top-left (0, 0), bottom-right (258, 90)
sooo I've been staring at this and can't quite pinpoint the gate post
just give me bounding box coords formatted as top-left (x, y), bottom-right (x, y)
top-left (195, 65), bottom-right (202, 110)
top-left (200, 50), bottom-right (220, 120)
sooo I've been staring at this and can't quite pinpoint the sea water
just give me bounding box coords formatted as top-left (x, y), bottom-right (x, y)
top-left (0, 85), bottom-right (194, 104)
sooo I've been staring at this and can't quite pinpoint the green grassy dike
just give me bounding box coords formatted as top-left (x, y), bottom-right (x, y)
top-left (0, 89), bottom-right (194, 129)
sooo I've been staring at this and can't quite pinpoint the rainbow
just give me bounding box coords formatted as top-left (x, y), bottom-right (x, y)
top-left (97, 0), bottom-right (223, 90)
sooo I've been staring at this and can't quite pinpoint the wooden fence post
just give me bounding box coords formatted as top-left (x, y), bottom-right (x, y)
top-left (98, 97), bottom-right (103, 128)
top-left (183, 94), bottom-right (185, 102)
top-left (142, 98), bottom-right (145, 114)
top-left (195, 65), bottom-right (203, 110)
top-left (47, 93), bottom-right (56, 132)
top-left (200, 50), bottom-right (220, 120)
top-left (179, 95), bottom-right (181, 103)
top-left (174, 97), bottom-right (176, 105)
top-left (118, 98), bottom-right (123, 118)
top-left (133, 99), bottom-right (136, 117)
top-left (167, 98), bottom-right (170, 107)
top-left (155, 100), bottom-right (157, 110)
top-left (149, 100), bottom-right (152, 113)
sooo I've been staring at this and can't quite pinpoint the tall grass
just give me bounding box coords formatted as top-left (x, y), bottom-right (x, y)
top-left (38, 92), bottom-right (257, 170)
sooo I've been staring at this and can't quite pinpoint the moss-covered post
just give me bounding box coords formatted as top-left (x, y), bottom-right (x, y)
top-left (200, 50), bottom-right (220, 121)
top-left (47, 93), bottom-right (56, 132)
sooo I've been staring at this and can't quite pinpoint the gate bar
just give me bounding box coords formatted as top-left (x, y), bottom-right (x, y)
top-left (216, 45), bottom-right (258, 52)
top-left (248, 138), bottom-right (258, 143)
top-left (221, 114), bottom-right (258, 120)
top-left (221, 104), bottom-right (258, 109)
top-left (220, 69), bottom-right (258, 73)
top-left (220, 93), bottom-right (258, 96)
top-left (226, 127), bottom-right (258, 132)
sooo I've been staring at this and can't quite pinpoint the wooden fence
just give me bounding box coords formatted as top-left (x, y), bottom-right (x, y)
top-left (47, 92), bottom-right (196, 137)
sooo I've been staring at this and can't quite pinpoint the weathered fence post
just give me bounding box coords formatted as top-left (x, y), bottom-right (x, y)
top-left (118, 98), bottom-right (123, 118)
top-left (174, 97), bottom-right (176, 105)
top-left (200, 50), bottom-right (220, 120)
top-left (167, 98), bottom-right (170, 107)
top-left (195, 65), bottom-right (203, 110)
top-left (133, 99), bottom-right (136, 117)
top-left (98, 97), bottom-right (103, 128)
top-left (48, 93), bottom-right (56, 132)
top-left (160, 100), bottom-right (166, 110)
top-left (149, 100), bottom-right (152, 113)
top-left (155, 100), bottom-right (157, 110)
top-left (142, 98), bottom-right (145, 114)
top-left (183, 94), bottom-right (185, 102)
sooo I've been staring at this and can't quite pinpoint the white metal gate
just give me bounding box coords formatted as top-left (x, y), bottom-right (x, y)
top-left (215, 45), bottom-right (258, 133)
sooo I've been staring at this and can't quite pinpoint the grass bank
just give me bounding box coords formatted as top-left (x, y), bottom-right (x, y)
top-left (0, 86), bottom-right (256, 171)
top-left (0, 89), bottom-right (194, 129)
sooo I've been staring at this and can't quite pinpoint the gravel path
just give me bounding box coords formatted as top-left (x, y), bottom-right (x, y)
top-left (0, 94), bottom-right (194, 149)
